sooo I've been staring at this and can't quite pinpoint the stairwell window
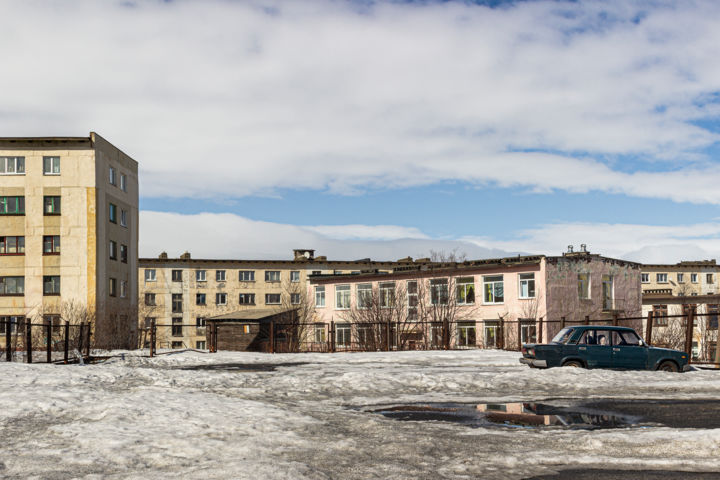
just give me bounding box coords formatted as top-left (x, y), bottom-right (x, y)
top-left (0, 156), bottom-right (24, 174)
top-left (172, 270), bottom-right (183, 282)
top-left (120, 209), bottom-right (127, 227)
top-left (109, 167), bottom-right (117, 185)
top-left (120, 174), bottom-right (127, 192)
top-left (691, 273), bottom-right (698, 283)
top-left (172, 293), bottom-right (182, 312)
top-left (109, 240), bottom-right (117, 260)
top-left (578, 273), bottom-right (590, 300)
top-left (43, 196), bottom-right (61, 215)
top-left (145, 293), bottom-right (156, 306)
top-left (602, 275), bottom-right (614, 310)
top-left (109, 203), bottom-right (117, 223)
top-left (291, 293), bottom-right (301, 305)
top-left (43, 156), bottom-right (60, 175)
top-left (120, 244), bottom-right (127, 263)
top-left (120, 280), bottom-right (127, 298)
top-left (109, 278), bottom-right (117, 297)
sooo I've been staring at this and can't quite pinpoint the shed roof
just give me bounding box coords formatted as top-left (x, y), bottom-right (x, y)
top-left (208, 308), bottom-right (296, 321)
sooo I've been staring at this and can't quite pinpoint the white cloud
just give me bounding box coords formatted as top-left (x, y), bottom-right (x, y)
top-left (2, 1), bottom-right (720, 203)
top-left (141, 211), bottom-right (720, 264)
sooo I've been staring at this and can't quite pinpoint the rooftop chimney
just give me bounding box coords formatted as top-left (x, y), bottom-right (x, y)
top-left (580, 244), bottom-right (587, 253)
top-left (158, 252), bottom-right (168, 259)
top-left (567, 245), bottom-right (574, 254)
top-left (180, 251), bottom-right (191, 260)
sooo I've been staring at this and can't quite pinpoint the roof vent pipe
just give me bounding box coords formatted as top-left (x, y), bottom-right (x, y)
top-left (580, 244), bottom-right (587, 252)
top-left (567, 245), bottom-right (574, 253)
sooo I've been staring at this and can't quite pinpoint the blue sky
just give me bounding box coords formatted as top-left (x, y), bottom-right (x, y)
top-left (3, 0), bottom-right (720, 262)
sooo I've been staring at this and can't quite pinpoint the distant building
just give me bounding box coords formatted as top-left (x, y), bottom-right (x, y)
top-left (310, 247), bottom-right (642, 349)
top-left (641, 260), bottom-right (719, 297)
top-left (137, 249), bottom-right (417, 350)
top-left (0, 133), bottom-right (139, 348)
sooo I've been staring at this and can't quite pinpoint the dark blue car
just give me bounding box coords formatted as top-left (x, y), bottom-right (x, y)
top-left (520, 325), bottom-right (690, 372)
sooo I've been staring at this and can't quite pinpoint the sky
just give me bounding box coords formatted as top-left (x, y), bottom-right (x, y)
top-left (2, 0), bottom-right (720, 263)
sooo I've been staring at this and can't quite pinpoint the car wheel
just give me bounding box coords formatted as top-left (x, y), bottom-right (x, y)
top-left (562, 360), bottom-right (583, 368)
top-left (657, 361), bottom-right (679, 372)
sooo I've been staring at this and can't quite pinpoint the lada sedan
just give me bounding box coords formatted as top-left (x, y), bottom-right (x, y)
top-left (520, 325), bottom-right (690, 372)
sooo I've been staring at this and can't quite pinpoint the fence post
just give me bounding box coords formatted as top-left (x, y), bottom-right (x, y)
top-left (538, 317), bottom-right (543, 344)
top-left (584, 315), bottom-right (590, 326)
top-left (269, 321), bottom-right (275, 354)
top-left (498, 318), bottom-right (505, 350)
top-left (386, 321), bottom-right (392, 351)
top-left (330, 321), bottom-right (335, 353)
top-left (517, 321), bottom-right (523, 350)
top-left (612, 313), bottom-right (619, 327)
top-left (78, 323), bottom-right (84, 359)
top-left (561, 316), bottom-right (566, 330)
top-left (26, 321), bottom-right (32, 364)
top-left (64, 320), bottom-right (70, 364)
top-left (150, 319), bottom-right (156, 357)
top-left (684, 306), bottom-right (695, 359)
top-left (5, 319), bottom-right (11, 362)
top-left (645, 311), bottom-right (653, 346)
top-left (85, 323), bottom-right (91, 358)
top-left (442, 319), bottom-right (449, 350)
top-left (46, 318), bottom-right (52, 364)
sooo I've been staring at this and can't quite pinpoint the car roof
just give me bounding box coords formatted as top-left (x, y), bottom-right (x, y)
top-left (565, 325), bottom-right (636, 332)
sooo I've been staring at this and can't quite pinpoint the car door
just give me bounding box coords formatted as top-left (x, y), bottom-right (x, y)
top-left (611, 330), bottom-right (648, 369)
top-left (577, 329), bottom-right (612, 368)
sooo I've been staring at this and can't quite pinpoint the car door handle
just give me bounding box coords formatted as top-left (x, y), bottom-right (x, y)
top-left (613, 348), bottom-right (620, 352)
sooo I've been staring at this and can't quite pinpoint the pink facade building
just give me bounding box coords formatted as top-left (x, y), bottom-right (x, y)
top-left (308, 248), bottom-right (641, 349)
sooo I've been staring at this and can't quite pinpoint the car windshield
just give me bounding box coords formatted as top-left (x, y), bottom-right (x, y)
top-left (551, 328), bottom-right (575, 344)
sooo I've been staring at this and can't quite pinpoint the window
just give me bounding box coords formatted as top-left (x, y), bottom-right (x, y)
top-left (196, 270), bottom-right (207, 282)
top-left (457, 277), bottom-right (475, 304)
top-left (314, 324), bottom-right (326, 343)
top-left (520, 320), bottom-right (537, 344)
top-left (336, 323), bottom-right (351, 347)
top-left (196, 293), bottom-right (206, 305)
top-left (519, 273), bottom-right (535, 299)
top-left (641, 273), bottom-right (649, 283)
top-left (457, 321), bottom-right (477, 347)
top-left (335, 285), bottom-right (350, 309)
top-left (109, 240), bottom-right (117, 260)
top-left (578, 329), bottom-right (611, 346)
top-left (708, 305), bottom-right (719, 330)
top-left (120, 244), bottom-right (128, 263)
top-left (0, 156), bottom-right (25, 174)
top-left (431, 278), bottom-right (449, 305)
top-left (291, 293), bottom-right (301, 304)
top-left (691, 273), bottom-right (698, 283)
top-left (172, 318), bottom-right (183, 337)
top-left (483, 276), bottom-right (503, 304)
top-left (677, 273), bottom-right (684, 283)
top-left (380, 282), bottom-right (395, 307)
top-left (602, 275), bottom-right (613, 310)
top-left (239, 270), bottom-right (255, 282)
top-left (196, 340), bottom-right (206, 350)
top-left (109, 167), bottom-right (116, 185)
top-left (707, 274), bottom-right (714, 284)
top-left (0, 196), bottom-right (24, 215)
top-left (290, 271), bottom-right (300, 283)
top-left (43, 195), bottom-right (60, 215)
top-left (172, 270), bottom-right (183, 282)
top-left (407, 280), bottom-right (418, 320)
top-left (145, 269), bottom-right (156, 281)
top-left (578, 273), bottom-right (590, 300)
top-left (1, 236), bottom-right (25, 255)
top-left (109, 278), bottom-right (117, 297)
top-left (170, 341), bottom-right (183, 349)
top-left (0, 277), bottom-right (24, 295)
top-left (315, 286), bottom-right (325, 307)
top-left (172, 293), bottom-right (182, 312)
top-left (652, 305), bottom-right (668, 326)
top-left (312, 270), bottom-right (322, 276)
top-left (42, 236), bottom-right (59, 254)
top-left (43, 156), bottom-right (60, 175)
top-left (144, 317), bottom-right (154, 329)
top-left (120, 280), bottom-right (127, 298)
top-left (239, 293), bottom-right (256, 305)
top-left (109, 203), bottom-right (117, 223)
top-left (265, 270), bottom-right (281, 282)
top-left (120, 174), bottom-right (127, 192)
top-left (216, 270), bottom-right (226, 282)
top-left (334, 270), bottom-right (343, 275)
top-left (0, 316), bottom-right (23, 335)
top-left (265, 293), bottom-right (281, 305)
top-left (120, 209), bottom-right (127, 227)
top-left (656, 273), bottom-right (668, 283)
top-left (216, 293), bottom-right (227, 305)
top-left (196, 317), bottom-right (207, 328)
top-left (357, 283), bottom-right (372, 309)
top-left (145, 293), bottom-right (156, 306)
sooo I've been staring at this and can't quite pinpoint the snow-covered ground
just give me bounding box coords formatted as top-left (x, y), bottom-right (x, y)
top-left (2, 350), bottom-right (720, 479)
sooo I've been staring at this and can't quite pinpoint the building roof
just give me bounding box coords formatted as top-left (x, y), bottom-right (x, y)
top-left (0, 135), bottom-right (93, 148)
top-left (642, 260), bottom-right (718, 268)
top-left (208, 308), bottom-right (296, 321)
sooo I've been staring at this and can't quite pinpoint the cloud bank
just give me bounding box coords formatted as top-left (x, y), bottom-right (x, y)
top-left (2, 0), bottom-right (720, 203)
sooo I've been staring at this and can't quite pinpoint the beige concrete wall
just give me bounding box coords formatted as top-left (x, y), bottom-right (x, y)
top-left (642, 264), bottom-right (720, 296)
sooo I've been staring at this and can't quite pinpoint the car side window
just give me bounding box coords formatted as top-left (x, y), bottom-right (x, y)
top-left (579, 330), bottom-right (611, 345)
top-left (614, 331), bottom-right (641, 346)
top-left (596, 330), bottom-right (611, 346)
top-left (578, 331), bottom-right (596, 345)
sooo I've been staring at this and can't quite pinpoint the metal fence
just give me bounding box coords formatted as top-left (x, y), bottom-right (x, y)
top-left (0, 318), bottom-right (92, 363)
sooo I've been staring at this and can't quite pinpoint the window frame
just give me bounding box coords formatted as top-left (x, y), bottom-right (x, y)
top-left (0, 276), bottom-right (25, 296)
top-left (431, 278), bottom-right (450, 305)
top-left (120, 280), bottom-right (127, 298)
top-left (109, 203), bottom-right (117, 223)
top-left (357, 283), bottom-right (372, 309)
top-left (42, 196), bottom-right (61, 215)
top-left (602, 274), bottom-right (614, 310)
top-left (1, 236), bottom-right (26, 255)
top-left (196, 270), bottom-right (207, 282)
top-left (216, 292), bottom-right (227, 305)
top-left (315, 286), bottom-right (326, 307)
top-left (482, 275), bottom-right (504, 304)
top-left (265, 270), bottom-right (281, 282)
top-left (120, 244), bottom-right (127, 263)
top-left (335, 285), bottom-right (351, 309)
top-left (456, 277), bottom-right (476, 305)
top-left (239, 293), bottom-right (256, 305)
top-left (0, 156), bottom-right (25, 175)
top-left (171, 293), bottom-right (183, 312)
top-left (144, 293), bottom-right (156, 306)
top-left (42, 235), bottom-right (59, 255)
top-left (691, 273), bottom-right (698, 283)
top-left (290, 270), bottom-right (301, 283)
top-left (379, 282), bottom-right (396, 308)
top-left (0, 196), bottom-right (25, 215)
top-left (676, 273), bottom-right (684, 283)
top-left (656, 273), bottom-right (668, 283)
top-left (120, 173), bottom-right (127, 192)
top-left (109, 166), bottom-right (117, 186)
top-left (265, 293), bottom-right (281, 305)
top-left (120, 209), bottom-right (127, 227)
top-left (109, 240), bottom-right (117, 260)
top-left (518, 273), bottom-right (536, 299)
top-left (172, 270), bottom-right (183, 282)
top-left (145, 269), bottom-right (156, 282)
top-left (216, 270), bottom-right (226, 282)
top-left (109, 278), bottom-right (117, 297)
top-left (238, 270), bottom-right (255, 282)
top-left (196, 293), bottom-right (206, 305)
top-left (43, 156), bottom-right (60, 175)
top-left (290, 293), bottom-right (301, 305)
top-left (578, 273), bottom-right (590, 300)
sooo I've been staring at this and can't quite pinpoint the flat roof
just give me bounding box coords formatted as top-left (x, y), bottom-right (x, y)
top-left (208, 308), bottom-right (295, 321)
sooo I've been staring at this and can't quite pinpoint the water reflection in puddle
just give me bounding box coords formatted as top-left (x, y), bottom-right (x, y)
top-left (370, 402), bottom-right (648, 429)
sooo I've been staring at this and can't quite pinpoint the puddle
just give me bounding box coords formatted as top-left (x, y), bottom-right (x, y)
top-left (369, 402), bottom-right (648, 430)
top-left (173, 362), bottom-right (308, 372)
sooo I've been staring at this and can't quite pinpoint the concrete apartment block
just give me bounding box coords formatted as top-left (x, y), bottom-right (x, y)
top-left (0, 133), bottom-right (138, 348)
top-left (138, 249), bottom-right (413, 349)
